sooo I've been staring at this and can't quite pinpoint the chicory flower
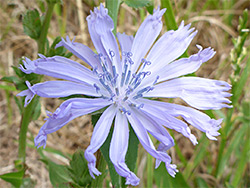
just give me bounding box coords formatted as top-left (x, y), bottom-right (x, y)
top-left (17, 4), bottom-right (231, 186)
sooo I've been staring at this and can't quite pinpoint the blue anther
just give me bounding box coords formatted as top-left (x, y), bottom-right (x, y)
top-left (120, 63), bottom-right (128, 87)
top-left (99, 78), bottom-right (113, 95)
top-left (125, 70), bottom-right (131, 85)
top-left (133, 93), bottom-right (143, 100)
top-left (125, 86), bottom-right (133, 95)
top-left (93, 67), bottom-right (98, 75)
top-left (112, 65), bottom-right (117, 77)
top-left (133, 79), bottom-right (142, 89)
top-left (109, 50), bottom-right (115, 58)
top-left (153, 75), bottom-right (160, 85)
top-left (93, 84), bottom-right (100, 93)
top-left (123, 96), bottom-right (128, 101)
top-left (138, 103), bottom-right (144, 109)
top-left (108, 93), bottom-right (116, 101)
top-left (115, 88), bottom-right (119, 96)
top-left (137, 86), bottom-right (151, 95)
top-left (127, 52), bottom-right (133, 57)
top-left (122, 51), bottom-right (127, 56)
top-left (98, 73), bottom-right (104, 79)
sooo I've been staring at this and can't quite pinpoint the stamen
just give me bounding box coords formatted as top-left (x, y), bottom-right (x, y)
top-left (120, 63), bottom-right (128, 87)
top-left (133, 93), bottom-right (143, 100)
top-left (137, 103), bottom-right (144, 109)
top-left (99, 78), bottom-right (113, 95)
top-left (153, 75), bottom-right (160, 85)
top-left (115, 88), bottom-right (119, 96)
top-left (93, 84), bottom-right (100, 93)
top-left (125, 70), bottom-right (131, 85)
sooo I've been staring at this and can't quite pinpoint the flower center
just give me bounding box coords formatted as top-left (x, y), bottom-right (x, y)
top-left (93, 50), bottom-right (158, 114)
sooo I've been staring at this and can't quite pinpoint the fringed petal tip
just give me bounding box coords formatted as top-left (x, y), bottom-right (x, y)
top-left (16, 81), bottom-right (36, 107)
top-left (34, 131), bottom-right (47, 149)
top-left (194, 45), bottom-right (216, 63)
top-left (153, 7), bottom-right (166, 20)
top-left (87, 162), bottom-right (101, 179)
top-left (205, 119), bottom-right (222, 140)
top-left (166, 163), bottom-right (179, 177)
top-left (55, 36), bottom-right (75, 49)
top-left (125, 173), bottom-right (140, 186)
top-left (19, 57), bottom-right (36, 74)
top-left (155, 160), bottom-right (179, 178)
top-left (87, 3), bottom-right (108, 21)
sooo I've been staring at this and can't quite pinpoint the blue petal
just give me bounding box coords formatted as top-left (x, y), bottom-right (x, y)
top-left (34, 98), bottom-right (111, 149)
top-left (131, 108), bottom-right (174, 150)
top-left (138, 99), bottom-right (198, 145)
top-left (142, 99), bottom-right (223, 140)
top-left (19, 56), bottom-right (98, 84)
top-left (117, 32), bottom-right (134, 53)
top-left (130, 7), bottom-right (166, 73)
top-left (17, 80), bottom-right (101, 106)
top-left (156, 46), bottom-right (216, 82)
top-left (87, 4), bottom-right (121, 73)
top-left (145, 21), bottom-right (197, 73)
top-left (137, 46), bottom-right (215, 91)
top-left (16, 81), bottom-right (35, 107)
top-left (126, 108), bottom-right (178, 177)
top-left (55, 36), bottom-right (101, 70)
top-left (84, 105), bottom-right (117, 179)
top-left (110, 111), bottom-right (140, 186)
top-left (144, 77), bottom-right (232, 110)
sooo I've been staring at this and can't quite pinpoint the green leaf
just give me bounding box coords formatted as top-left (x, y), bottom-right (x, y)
top-left (23, 9), bottom-right (42, 40)
top-left (154, 163), bottom-right (190, 188)
top-left (46, 36), bottom-right (72, 57)
top-left (0, 84), bottom-right (17, 91)
top-left (47, 160), bottom-right (73, 187)
top-left (123, 0), bottom-right (151, 8)
top-left (0, 169), bottom-right (25, 188)
top-left (1, 76), bottom-right (20, 84)
top-left (12, 65), bottom-right (25, 78)
top-left (68, 150), bottom-right (92, 187)
top-left (146, 0), bottom-right (154, 14)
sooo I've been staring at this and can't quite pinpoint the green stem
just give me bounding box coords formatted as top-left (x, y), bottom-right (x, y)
top-left (106, 0), bottom-right (121, 35)
top-left (160, 0), bottom-right (178, 30)
top-left (18, 98), bottom-right (36, 162)
top-left (38, 2), bottom-right (56, 54)
top-left (18, 1), bottom-right (56, 164)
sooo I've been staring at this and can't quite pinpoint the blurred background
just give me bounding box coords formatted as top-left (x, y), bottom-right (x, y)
top-left (0, 0), bottom-right (249, 187)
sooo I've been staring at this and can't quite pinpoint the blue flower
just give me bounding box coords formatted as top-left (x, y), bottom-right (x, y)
top-left (17, 4), bottom-right (232, 186)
